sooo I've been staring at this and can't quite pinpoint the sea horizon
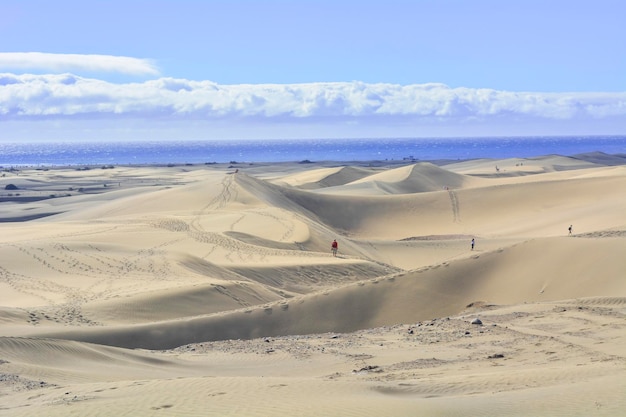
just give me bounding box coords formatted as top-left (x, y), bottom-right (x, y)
top-left (1, 135), bottom-right (625, 167)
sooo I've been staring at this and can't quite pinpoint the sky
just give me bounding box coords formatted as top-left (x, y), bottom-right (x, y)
top-left (1, 0), bottom-right (625, 142)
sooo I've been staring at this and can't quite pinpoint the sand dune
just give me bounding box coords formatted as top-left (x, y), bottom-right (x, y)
top-left (1, 155), bottom-right (625, 416)
top-left (300, 162), bottom-right (479, 196)
top-left (444, 154), bottom-right (604, 177)
top-left (274, 165), bottom-right (376, 189)
top-left (2, 297), bottom-right (625, 416)
top-left (27, 234), bottom-right (626, 350)
top-left (347, 162), bottom-right (475, 191)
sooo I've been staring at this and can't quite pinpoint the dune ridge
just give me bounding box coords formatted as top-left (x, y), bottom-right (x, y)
top-left (28, 233), bottom-right (626, 350)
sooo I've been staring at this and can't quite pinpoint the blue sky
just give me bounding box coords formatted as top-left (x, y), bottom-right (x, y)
top-left (1, 0), bottom-right (625, 141)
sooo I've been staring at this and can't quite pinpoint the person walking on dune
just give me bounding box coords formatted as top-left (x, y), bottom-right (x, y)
top-left (568, 225), bottom-right (573, 235)
top-left (331, 239), bottom-right (338, 257)
top-left (471, 238), bottom-right (475, 250)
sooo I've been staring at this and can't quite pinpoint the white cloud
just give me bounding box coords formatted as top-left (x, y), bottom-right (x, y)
top-left (0, 73), bottom-right (625, 140)
top-left (0, 53), bottom-right (159, 76)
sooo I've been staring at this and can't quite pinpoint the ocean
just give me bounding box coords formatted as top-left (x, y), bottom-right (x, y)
top-left (0, 136), bottom-right (625, 166)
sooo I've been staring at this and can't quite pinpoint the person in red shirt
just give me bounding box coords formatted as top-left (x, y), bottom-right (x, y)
top-left (331, 239), bottom-right (338, 257)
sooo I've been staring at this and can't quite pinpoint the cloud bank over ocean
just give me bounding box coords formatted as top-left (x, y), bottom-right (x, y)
top-left (1, 52), bottom-right (625, 141)
top-left (2, 73), bottom-right (625, 120)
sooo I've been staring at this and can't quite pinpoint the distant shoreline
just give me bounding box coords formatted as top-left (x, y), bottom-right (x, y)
top-left (2, 150), bottom-right (626, 171)
top-left (1, 136), bottom-right (625, 166)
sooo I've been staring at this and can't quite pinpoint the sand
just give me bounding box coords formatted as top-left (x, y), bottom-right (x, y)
top-left (1, 153), bottom-right (625, 416)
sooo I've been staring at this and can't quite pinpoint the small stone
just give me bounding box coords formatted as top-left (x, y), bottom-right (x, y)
top-left (470, 318), bottom-right (483, 325)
